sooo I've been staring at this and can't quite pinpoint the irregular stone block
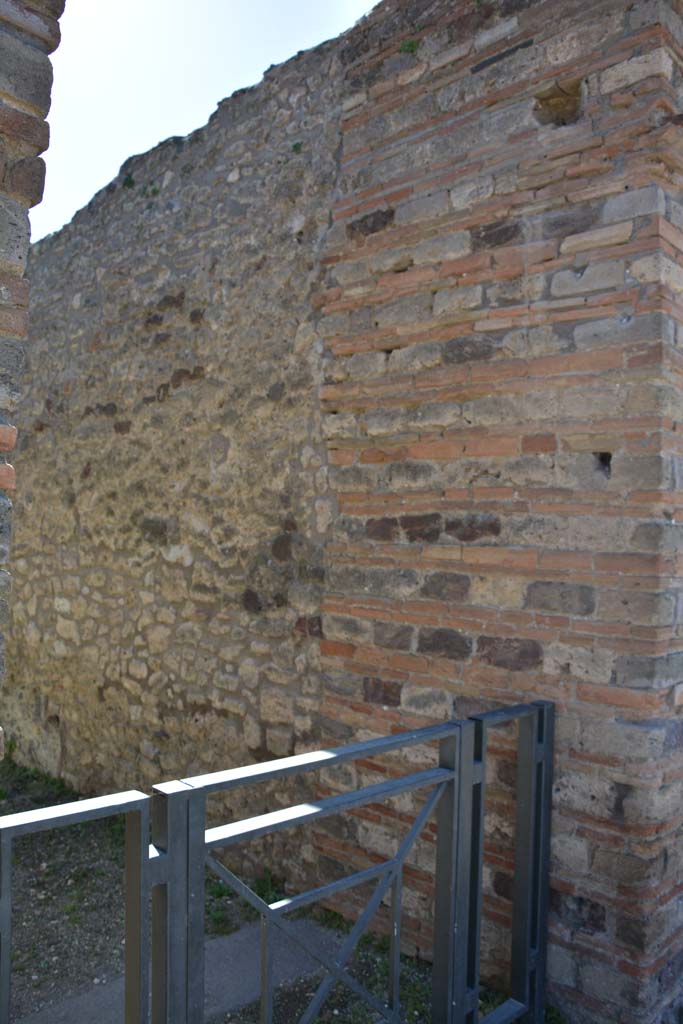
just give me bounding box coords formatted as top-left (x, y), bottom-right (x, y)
top-left (478, 636), bottom-right (543, 670)
top-left (445, 514), bottom-right (501, 542)
top-left (346, 207), bottom-right (394, 240)
top-left (471, 219), bottom-right (523, 251)
top-left (0, 195), bottom-right (30, 272)
top-left (601, 48), bottom-right (673, 93)
top-left (400, 513), bottom-right (442, 543)
top-left (363, 676), bottom-right (402, 706)
top-left (560, 221), bottom-right (632, 255)
top-left (601, 185), bottom-right (665, 224)
top-left (433, 284), bottom-right (483, 316)
top-left (443, 336), bottom-right (497, 364)
top-left (0, 30), bottom-right (53, 116)
top-left (417, 627), bottom-right (472, 660)
top-left (551, 260), bottom-right (624, 297)
top-left (420, 572), bottom-right (470, 602)
top-left (366, 516), bottom-right (400, 541)
top-left (395, 191), bottom-right (450, 224)
top-left (525, 581), bottom-right (595, 616)
top-left (373, 621), bottom-right (414, 650)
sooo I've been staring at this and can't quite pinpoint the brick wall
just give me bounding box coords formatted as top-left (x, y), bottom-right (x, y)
top-left (7, 1), bottom-right (683, 1021)
top-left (0, 0), bottom-right (63, 739)
top-left (314, 2), bottom-right (683, 1022)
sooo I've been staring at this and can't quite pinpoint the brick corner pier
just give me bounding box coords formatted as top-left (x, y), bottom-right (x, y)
top-left (316, 2), bottom-right (683, 1022)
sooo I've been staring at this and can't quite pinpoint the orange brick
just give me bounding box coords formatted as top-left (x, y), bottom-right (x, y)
top-left (0, 271), bottom-right (29, 308)
top-left (522, 433), bottom-right (557, 454)
top-left (320, 639), bottom-right (356, 659)
top-left (576, 684), bottom-right (666, 711)
top-left (408, 439), bottom-right (464, 460)
top-left (594, 553), bottom-right (667, 574)
top-left (0, 306), bottom-right (28, 338)
top-left (462, 547), bottom-right (537, 570)
top-left (0, 464), bottom-right (15, 491)
top-left (359, 446), bottom-right (405, 464)
top-left (0, 426), bottom-right (17, 453)
top-left (328, 448), bottom-right (355, 465)
top-left (462, 435), bottom-right (519, 457)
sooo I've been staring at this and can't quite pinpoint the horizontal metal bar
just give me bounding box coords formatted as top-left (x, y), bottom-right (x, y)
top-left (269, 859), bottom-right (396, 915)
top-left (271, 782), bottom-right (442, 914)
top-left (470, 705), bottom-right (538, 729)
top-left (181, 722), bottom-right (459, 795)
top-left (0, 791), bottom-right (149, 837)
top-left (205, 768), bottom-right (452, 849)
top-left (481, 998), bottom-right (527, 1024)
top-left (152, 780), bottom-right (194, 797)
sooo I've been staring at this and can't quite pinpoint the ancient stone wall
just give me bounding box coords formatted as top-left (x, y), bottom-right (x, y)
top-left (6, 1), bottom-right (683, 1022)
top-left (6, 38), bottom-right (347, 789)
top-left (0, 0), bottom-right (64, 739)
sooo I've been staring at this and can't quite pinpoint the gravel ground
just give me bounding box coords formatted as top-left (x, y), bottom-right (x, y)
top-left (222, 936), bottom-right (435, 1024)
top-left (1, 756), bottom-right (127, 1018)
top-left (220, 909), bottom-right (512, 1024)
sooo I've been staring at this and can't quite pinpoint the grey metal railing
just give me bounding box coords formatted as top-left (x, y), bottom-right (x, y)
top-left (0, 700), bottom-right (553, 1023)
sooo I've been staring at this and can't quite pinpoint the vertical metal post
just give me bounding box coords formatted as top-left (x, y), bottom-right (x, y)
top-left (432, 722), bottom-right (476, 1024)
top-left (260, 915), bottom-right (273, 1024)
top-left (125, 804), bottom-right (151, 1024)
top-left (389, 865), bottom-right (402, 1020)
top-left (534, 703), bottom-right (555, 1021)
top-left (151, 875), bottom-right (168, 1024)
top-left (512, 704), bottom-right (554, 1023)
top-left (0, 832), bottom-right (11, 1024)
top-left (432, 729), bottom-right (458, 1024)
top-left (465, 718), bottom-right (486, 1024)
top-left (510, 709), bottom-right (537, 1016)
top-left (151, 782), bottom-right (192, 1024)
top-left (187, 791), bottom-right (206, 1024)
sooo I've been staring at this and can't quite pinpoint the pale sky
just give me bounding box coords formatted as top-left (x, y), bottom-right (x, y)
top-left (30, 0), bottom-right (377, 241)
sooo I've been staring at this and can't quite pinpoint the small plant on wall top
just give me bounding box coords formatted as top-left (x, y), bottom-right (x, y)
top-left (400, 38), bottom-right (419, 55)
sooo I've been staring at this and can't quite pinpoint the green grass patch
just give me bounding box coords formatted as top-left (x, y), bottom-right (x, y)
top-left (0, 743), bottom-right (78, 807)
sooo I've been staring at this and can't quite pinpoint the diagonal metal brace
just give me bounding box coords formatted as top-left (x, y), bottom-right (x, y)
top-left (206, 782), bottom-right (447, 1024)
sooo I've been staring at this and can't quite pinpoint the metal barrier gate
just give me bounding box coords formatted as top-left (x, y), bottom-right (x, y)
top-left (0, 701), bottom-right (553, 1023)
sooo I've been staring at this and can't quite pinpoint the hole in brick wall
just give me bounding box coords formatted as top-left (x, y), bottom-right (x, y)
top-left (593, 452), bottom-right (612, 477)
top-left (533, 77), bottom-right (584, 127)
